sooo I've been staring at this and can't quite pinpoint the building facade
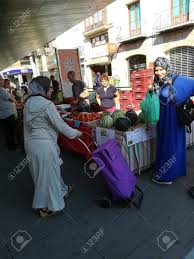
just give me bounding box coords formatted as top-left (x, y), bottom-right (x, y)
top-left (81, 0), bottom-right (194, 88)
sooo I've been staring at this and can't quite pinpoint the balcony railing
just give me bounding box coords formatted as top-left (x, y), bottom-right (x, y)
top-left (153, 4), bottom-right (194, 33)
top-left (84, 9), bottom-right (108, 34)
top-left (114, 21), bottom-right (146, 43)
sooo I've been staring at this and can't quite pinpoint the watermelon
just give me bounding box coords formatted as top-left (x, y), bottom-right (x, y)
top-left (112, 109), bottom-right (125, 124)
top-left (115, 117), bottom-right (131, 131)
top-left (112, 109), bottom-right (125, 118)
top-left (138, 112), bottom-right (145, 123)
top-left (101, 112), bottom-right (111, 117)
top-left (125, 110), bottom-right (139, 126)
top-left (99, 115), bottom-right (114, 128)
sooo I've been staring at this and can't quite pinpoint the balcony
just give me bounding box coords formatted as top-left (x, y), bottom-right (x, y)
top-left (116, 22), bottom-right (146, 43)
top-left (85, 43), bottom-right (112, 65)
top-left (153, 4), bottom-right (194, 34)
top-left (83, 9), bottom-right (110, 37)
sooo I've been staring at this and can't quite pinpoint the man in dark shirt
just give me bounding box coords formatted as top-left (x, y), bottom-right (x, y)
top-left (67, 71), bottom-right (90, 112)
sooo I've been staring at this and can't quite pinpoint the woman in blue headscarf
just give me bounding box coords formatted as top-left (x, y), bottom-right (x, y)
top-left (152, 57), bottom-right (194, 184)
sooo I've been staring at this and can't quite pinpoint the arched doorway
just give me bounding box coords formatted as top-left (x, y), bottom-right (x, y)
top-left (168, 46), bottom-right (194, 78)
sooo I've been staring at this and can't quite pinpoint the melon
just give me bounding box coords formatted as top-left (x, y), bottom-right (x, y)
top-left (112, 109), bottom-right (125, 124)
top-left (112, 109), bottom-right (125, 118)
top-left (125, 110), bottom-right (139, 126)
top-left (99, 115), bottom-right (114, 128)
top-left (115, 117), bottom-right (131, 131)
top-left (101, 112), bottom-right (111, 117)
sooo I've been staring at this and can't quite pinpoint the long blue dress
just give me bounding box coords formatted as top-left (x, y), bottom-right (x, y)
top-left (155, 76), bottom-right (194, 181)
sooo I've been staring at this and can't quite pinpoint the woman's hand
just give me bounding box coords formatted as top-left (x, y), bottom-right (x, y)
top-left (77, 131), bottom-right (83, 138)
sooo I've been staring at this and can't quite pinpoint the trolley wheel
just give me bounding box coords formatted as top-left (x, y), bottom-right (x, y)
top-left (99, 197), bottom-right (112, 208)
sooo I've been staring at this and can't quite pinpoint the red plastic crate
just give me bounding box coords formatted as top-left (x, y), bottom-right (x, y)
top-left (119, 94), bottom-right (133, 100)
top-left (132, 92), bottom-right (146, 100)
top-left (120, 103), bottom-right (133, 111)
top-left (119, 90), bottom-right (132, 96)
top-left (130, 71), bottom-right (142, 78)
top-left (131, 79), bottom-right (142, 85)
top-left (130, 102), bottom-right (141, 111)
top-left (141, 76), bottom-right (153, 83)
top-left (120, 99), bottom-right (130, 106)
top-left (139, 69), bottom-right (153, 76)
top-left (132, 84), bottom-right (148, 92)
top-left (131, 69), bottom-right (153, 79)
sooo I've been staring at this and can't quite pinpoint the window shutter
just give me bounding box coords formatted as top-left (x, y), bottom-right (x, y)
top-left (169, 46), bottom-right (194, 78)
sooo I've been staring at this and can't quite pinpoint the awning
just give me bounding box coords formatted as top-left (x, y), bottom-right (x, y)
top-left (2, 68), bottom-right (33, 76)
top-left (85, 56), bottom-right (110, 65)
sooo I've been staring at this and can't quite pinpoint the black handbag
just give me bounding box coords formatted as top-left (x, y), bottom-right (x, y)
top-left (172, 76), bottom-right (194, 133)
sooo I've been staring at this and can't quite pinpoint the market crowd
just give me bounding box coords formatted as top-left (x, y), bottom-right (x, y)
top-left (1, 56), bottom-right (194, 217)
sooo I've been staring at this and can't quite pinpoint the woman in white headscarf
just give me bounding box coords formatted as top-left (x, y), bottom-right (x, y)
top-left (23, 76), bottom-right (82, 217)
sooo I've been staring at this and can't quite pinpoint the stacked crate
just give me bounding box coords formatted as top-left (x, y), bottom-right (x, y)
top-left (131, 69), bottom-right (153, 110)
top-left (119, 90), bottom-right (133, 111)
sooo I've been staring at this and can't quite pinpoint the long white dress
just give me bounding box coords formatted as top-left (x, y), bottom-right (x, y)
top-left (23, 96), bottom-right (80, 211)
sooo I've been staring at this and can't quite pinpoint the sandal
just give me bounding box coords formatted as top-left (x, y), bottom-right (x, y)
top-left (64, 184), bottom-right (75, 199)
top-left (39, 208), bottom-right (62, 218)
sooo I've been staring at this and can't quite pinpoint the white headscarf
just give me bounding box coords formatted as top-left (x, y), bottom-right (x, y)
top-left (28, 76), bottom-right (50, 97)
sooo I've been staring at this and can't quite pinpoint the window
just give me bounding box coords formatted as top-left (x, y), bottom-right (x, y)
top-left (172, 0), bottom-right (190, 25)
top-left (90, 33), bottom-right (109, 47)
top-left (128, 1), bottom-right (141, 36)
top-left (129, 55), bottom-right (146, 73)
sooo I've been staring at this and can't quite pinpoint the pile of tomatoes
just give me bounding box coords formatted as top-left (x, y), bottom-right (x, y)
top-left (68, 112), bottom-right (101, 122)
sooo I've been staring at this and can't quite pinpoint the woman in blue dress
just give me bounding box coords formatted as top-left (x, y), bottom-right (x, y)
top-left (152, 57), bottom-right (194, 184)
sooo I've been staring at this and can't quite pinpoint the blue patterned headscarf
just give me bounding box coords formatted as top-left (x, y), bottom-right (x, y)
top-left (153, 57), bottom-right (176, 94)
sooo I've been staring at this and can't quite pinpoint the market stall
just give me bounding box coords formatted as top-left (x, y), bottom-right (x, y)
top-left (58, 108), bottom-right (194, 175)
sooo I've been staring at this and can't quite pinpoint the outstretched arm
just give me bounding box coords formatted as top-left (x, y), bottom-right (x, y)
top-left (46, 102), bottom-right (82, 139)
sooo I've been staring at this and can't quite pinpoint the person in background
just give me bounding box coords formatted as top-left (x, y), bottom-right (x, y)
top-left (50, 75), bottom-right (63, 103)
top-left (94, 72), bottom-right (101, 90)
top-left (96, 73), bottom-right (119, 112)
top-left (0, 77), bottom-right (17, 150)
top-left (50, 75), bottom-right (60, 89)
top-left (20, 85), bottom-right (29, 103)
top-left (23, 76), bottom-right (82, 217)
top-left (152, 57), bottom-right (194, 185)
top-left (67, 70), bottom-right (90, 112)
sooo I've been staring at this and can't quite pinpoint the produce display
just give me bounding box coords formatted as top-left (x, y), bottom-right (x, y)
top-left (114, 117), bottom-right (131, 131)
top-left (125, 110), bottom-right (139, 126)
top-left (64, 109), bottom-right (142, 132)
top-left (67, 112), bottom-right (101, 122)
top-left (101, 112), bottom-right (111, 117)
top-left (112, 109), bottom-right (125, 124)
top-left (99, 115), bottom-right (114, 128)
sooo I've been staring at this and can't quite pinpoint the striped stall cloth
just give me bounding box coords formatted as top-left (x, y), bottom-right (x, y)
top-left (94, 121), bottom-right (194, 175)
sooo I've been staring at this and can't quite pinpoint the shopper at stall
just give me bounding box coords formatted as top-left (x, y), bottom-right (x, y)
top-left (96, 73), bottom-right (119, 112)
top-left (67, 70), bottom-right (90, 112)
top-left (152, 57), bottom-right (194, 184)
top-left (0, 77), bottom-right (17, 150)
top-left (23, 76), bottom-right (82, 217)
